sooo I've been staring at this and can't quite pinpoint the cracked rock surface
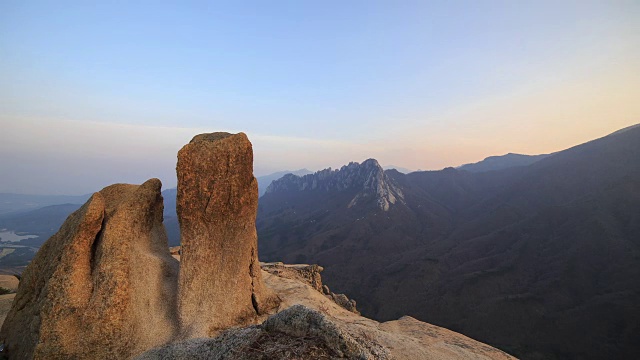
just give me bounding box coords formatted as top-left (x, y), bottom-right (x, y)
top-left (176, 132), bottom-right (279, 338)
top-left (0, 179), bottom-right (179, 359)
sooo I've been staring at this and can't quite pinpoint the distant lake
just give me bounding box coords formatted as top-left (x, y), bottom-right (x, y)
top-left (0, 230), bottom-right (39, 243)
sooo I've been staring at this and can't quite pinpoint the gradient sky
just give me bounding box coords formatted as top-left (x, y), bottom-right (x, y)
top-left (1, 1), bottom-right (639, 194)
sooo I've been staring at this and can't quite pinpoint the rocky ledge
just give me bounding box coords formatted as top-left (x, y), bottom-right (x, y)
top-left (261, 262), bottom-right (359, 314)
top-left (136, 265), bottom-right (516, 360)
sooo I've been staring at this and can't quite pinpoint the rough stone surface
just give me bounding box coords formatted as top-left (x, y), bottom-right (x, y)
top-left (0, 276), bottom-right (19, 293)
top-left (330, 293), bottom-right (359, 314)
top-left (261, 262), bottom-right (324, 292)
top-left (177, 132), bottom-right (279, 338)
top-left (262, 304), bottom-right (382, 359)
top-left (0, 293), bottom-right (15, 329)
top-left (0, 179), bottom-right (179, 359)
top-left (260, 262), bottom-right (359, 314)
top-left (136, 305), bottom-right (387, 360)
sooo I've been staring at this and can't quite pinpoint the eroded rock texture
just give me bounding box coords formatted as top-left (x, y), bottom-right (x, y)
top-left (0, 179), bottom-right (179, 359)
top-left (177, 132), bottom-right (278, 338)
top-left (136, 305), bottom-right (388, 360)
top-left (261, 262), bottom-right (359, 314)
top-left (260, 263), bottom-right (324, 292)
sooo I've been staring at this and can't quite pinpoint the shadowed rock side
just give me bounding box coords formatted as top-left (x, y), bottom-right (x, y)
top-left (0, 179), bottom-right (179, 359)
top-left (177, 132), bottom-right (278, 338)
top-left (0, 294), bottom-right (14, 330)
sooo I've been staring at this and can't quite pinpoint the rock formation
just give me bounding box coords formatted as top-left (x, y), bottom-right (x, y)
top-left (261, 262), bottom-right (359, 314)
top-left (137, 305), bottom-right (387, 360)
top-left (265, 158), bottom-right (403, 211)
top-left (176, 132), bottom-right (278, 338)
top-left (261, 262), bottom-right (324, 292)
top-left (0, 179), bottom-right (179, 359)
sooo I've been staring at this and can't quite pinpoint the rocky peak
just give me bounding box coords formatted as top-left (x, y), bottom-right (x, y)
top-left (265, 158), bottom-right (404, 211)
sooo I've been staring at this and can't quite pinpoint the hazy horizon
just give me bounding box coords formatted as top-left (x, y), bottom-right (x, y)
top-left (1, 122), bottom-right (636, 195)
top-left (1, 1), bottom-right (639, 195)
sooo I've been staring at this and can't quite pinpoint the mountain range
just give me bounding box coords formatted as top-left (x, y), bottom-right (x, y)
top-left (457, 153), bottom-right (550, 172)
top-left (2, 125), bottom-right (639, 359)
top-left (256, 125), bottom-right (640, 359)
top-left (256, 169), bottom-right (313, 196)
top-left (0, 193), bottom-right (89, 216)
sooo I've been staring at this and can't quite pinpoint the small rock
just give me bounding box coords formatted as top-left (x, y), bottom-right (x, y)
top-left (323, 285), bottom-right (331, 295)
top-left (331, 293), bottom-right (360, 314)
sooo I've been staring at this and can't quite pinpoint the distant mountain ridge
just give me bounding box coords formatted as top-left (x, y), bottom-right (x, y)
top-left (257, 169), bottom-right (312, 196)
top-left (457, 153), bottom-right (550, 172)
top-left (266, 159), bottom-right (403, 211)
top-left (608, 123), bottom-right (640, 136)
top-left (383, 165), bottom-right (413, 174)
top-left (257, 124), bottom-right (640, 359)
top-left (0, 193), bottom-right (89, 216)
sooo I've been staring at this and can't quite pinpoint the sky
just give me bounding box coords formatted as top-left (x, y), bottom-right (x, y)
top-left (1, 1), bottom-right (639, 195)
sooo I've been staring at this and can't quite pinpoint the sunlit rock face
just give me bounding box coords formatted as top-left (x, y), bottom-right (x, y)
top-left (0, 179), bottom-right (179, 360)
top-left (176, 132), bottom-right (279, 338)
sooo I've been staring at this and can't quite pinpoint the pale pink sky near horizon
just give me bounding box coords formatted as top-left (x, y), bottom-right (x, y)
top-left (1, 1), bottom-right (639, 194)
top-left (0, 116), bottom-right (637, 195)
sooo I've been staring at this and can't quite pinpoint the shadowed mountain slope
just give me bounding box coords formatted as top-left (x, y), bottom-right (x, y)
top-left (257, 169), bottom-right (313, 197)
top-left (257, 125), bottom-right (640, 360)
top-left (458, 153), bottom-right (549, 173)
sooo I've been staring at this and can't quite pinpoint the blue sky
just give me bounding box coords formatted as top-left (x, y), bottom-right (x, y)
top-left (1, 1), bottom-right (639, 194)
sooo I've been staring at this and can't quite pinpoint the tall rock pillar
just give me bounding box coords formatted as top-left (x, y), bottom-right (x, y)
top-left (177, 132), bottom-right (278, 338)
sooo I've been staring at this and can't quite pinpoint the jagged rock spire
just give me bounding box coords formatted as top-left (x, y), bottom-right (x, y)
top-left (265, 158), bottom-right (404, 211)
